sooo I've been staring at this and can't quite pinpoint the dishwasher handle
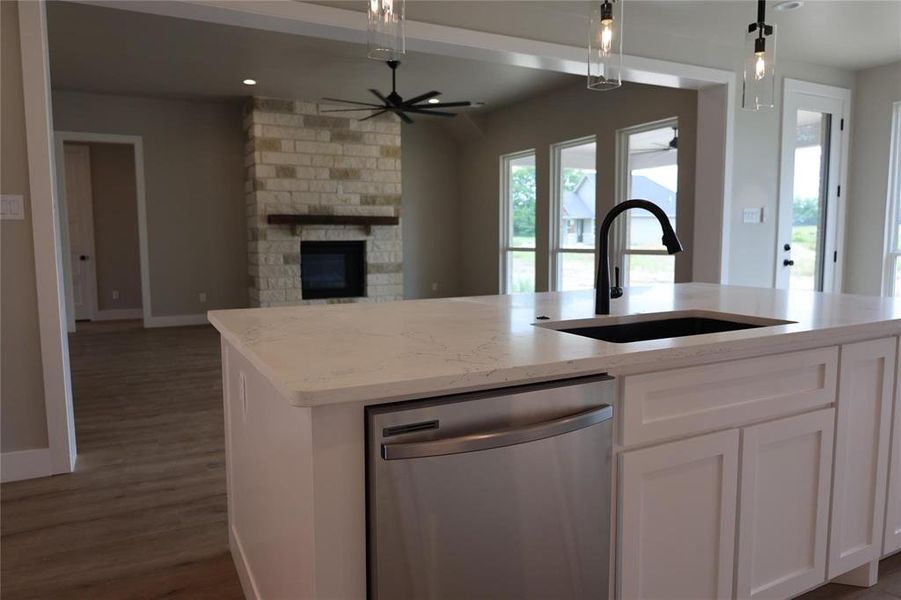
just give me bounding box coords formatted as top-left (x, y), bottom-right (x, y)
top-left (381, 404), bottom-right (613, 460)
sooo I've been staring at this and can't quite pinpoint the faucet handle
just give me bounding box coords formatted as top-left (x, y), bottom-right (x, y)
top-left (611, 266), bottom-right (624, 299)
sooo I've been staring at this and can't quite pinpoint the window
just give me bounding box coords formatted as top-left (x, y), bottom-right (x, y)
top-left (884, 102), bottom-right (901, 296)
top-left (616, 120), bottom-right (679, 287)
top-left (551, 138), bottom-right (597, 291)
top-left (501, 151), bottom-right (536, 293)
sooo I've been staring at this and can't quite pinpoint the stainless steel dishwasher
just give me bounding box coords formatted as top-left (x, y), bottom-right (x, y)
top-left (366, 375), bottom-right (614, 600)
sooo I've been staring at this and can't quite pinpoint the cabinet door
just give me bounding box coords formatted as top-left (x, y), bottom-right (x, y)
top-left (885, 338), bottom-right (901, 556)
top-left (736, 409), bottom-right (835, 599)
top-left (829, 338), bottom-right (896, 577)
top-left (619, 430), bottom-right (739, 600)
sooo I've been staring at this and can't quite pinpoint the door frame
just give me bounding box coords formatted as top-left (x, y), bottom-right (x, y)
top-left (55, 131), bottom-right (151, 331)
top-left (61, 143), bottom-right (99, 323)
top-left (775, 79), bottom-right (851, 292)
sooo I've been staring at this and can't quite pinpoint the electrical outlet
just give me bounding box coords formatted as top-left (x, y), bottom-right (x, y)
top-left (112, 290), bottom-right (119, 300)
top-left (199, 292), bottom-right (207, 304)
top-left (431, 282), bottom-right (439, 292)
top-left (0, 194), bottom-right (25, 220)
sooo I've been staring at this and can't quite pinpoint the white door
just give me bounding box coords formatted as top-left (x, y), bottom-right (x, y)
top-left (619, 429), bottom-right (739, 599)
top-left (775, 80), bottom-right (849, 292)
top-left (64, 144), bottom-right (97, 321)
top-left (884, 337), bottom-right (901, 556)
top-left (830, 338), bottom-right (896, 577)
top-left (736, 409), bottom-right (835, 599)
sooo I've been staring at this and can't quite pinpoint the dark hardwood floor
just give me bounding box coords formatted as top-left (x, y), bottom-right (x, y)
top-left (1, 321), bottom-right (243, 599)
top-left (1, 319), bottom-right (899, 599)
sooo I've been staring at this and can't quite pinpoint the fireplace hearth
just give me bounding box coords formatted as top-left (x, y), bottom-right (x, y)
top-left (300, 241), bottom-right (366, 299)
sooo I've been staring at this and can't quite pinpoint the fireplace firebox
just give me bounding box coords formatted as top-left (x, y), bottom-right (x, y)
top-left (300, 241), bottom-right (366, 299)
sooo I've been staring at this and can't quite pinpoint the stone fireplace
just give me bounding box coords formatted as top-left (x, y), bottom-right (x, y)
top-left (244, 97), bottom-right (403, 307)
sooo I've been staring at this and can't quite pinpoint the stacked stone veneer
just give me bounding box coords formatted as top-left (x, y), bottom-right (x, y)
top-left (244, 97), bottom-right (403, 307)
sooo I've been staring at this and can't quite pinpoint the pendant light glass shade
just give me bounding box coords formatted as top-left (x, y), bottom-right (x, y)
top-left (368, 0), bottom-right (405, 61)
top-left (741, 1), bottom-right (776, 110)
top-left (588, 0), bottom-right (623, 91)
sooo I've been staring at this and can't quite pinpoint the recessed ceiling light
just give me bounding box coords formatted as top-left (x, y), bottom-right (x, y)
top-left (428, 98), bottom-right (440, 104)
top-left (774, 1), bottom-right (803, 11)
top-left (242, 78), bottom-right (257, 86)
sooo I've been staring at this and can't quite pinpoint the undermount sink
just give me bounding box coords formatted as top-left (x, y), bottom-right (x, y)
top-left (536, 311), bottom-right (794, 344)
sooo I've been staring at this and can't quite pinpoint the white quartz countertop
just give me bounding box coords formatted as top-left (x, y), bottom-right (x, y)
top-left (208, 283), bottom-right (901, 407)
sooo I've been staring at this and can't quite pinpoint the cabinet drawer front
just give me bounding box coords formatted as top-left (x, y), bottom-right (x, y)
top-left (622, 347), bottom-right (838, 446)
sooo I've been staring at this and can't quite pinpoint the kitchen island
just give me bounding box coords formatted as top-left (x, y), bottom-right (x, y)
top-left (209, 283), bottom-right (901, 599)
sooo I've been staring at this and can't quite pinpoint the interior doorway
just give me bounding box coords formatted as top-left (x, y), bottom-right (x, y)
top-left (775, 80), bottom-right (850, 292)
top-left (55, 133), bottom-right (150, 331)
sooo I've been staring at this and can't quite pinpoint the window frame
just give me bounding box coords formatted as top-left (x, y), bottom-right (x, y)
top-left (550, 135), bottom-right (598, 292)
top-left (614, 117), bottom-right (680, 287)
top-left (499, 149), bottom-right (537, 294)
top-left (883, 102), bottom-right (901, 296)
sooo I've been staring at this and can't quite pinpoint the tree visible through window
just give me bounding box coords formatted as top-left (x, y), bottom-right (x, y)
top-left (502, 152), bottom-right (536, 293)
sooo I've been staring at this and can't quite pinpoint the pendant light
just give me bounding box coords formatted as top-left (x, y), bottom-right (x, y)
top-left (588, 0), bottom-right (623, 91)
top-left (742, 0), bottom-right (776, 110)
top-left (367, 0), bottom-right (405, 61)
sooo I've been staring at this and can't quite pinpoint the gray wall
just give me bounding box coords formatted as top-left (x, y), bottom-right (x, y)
top-left (78, 142), bottom-right (143, 311)
top-left (844, 61), bottom-right (901, 296)
top-left (458, 80), bottom-right (697, 295)
top-left (1, 0), bottom-right (49, 452)
top-left (401, 121), bottom-right (463, 299)
top-left (53, 91), bottom-right (248, 316)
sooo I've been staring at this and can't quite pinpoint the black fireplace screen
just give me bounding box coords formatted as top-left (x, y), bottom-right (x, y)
top-left (300, 241), bottom-right (366, 299)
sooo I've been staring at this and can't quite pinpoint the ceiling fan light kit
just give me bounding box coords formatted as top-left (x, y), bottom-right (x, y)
top-left (367, 0), bottom-right (405, 61)
top-left (742, 0), bottom-right (777, 111)
top-left (588, 0), bottom-right (623, 91)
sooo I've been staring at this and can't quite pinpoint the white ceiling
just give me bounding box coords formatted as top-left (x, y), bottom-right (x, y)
top-left (46, 1), bottom-right (579, 109)
top-left (318, 0), bottom-right (901, 72)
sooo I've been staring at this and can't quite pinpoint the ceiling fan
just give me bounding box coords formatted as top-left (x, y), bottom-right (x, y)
top-left (320, 60), bottom-right (474, 124)
top-left (634, 127), bottom-right (679, 154)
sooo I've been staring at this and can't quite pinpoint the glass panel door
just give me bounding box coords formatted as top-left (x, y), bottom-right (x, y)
top-left (552, 138), bottom-right (596, 291)
top-left (619, 122), bottom-right (678, 287)
top-left (502, 152), bottom-right (536, 293)
top-left (776, 80), bottom-right (848, 292)
top-left (788, 110), bottom-right (831, 291)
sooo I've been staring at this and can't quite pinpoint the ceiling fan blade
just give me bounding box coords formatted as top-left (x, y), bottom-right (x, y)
top-left (320, 98), bottom-right (385, 108)
top-left (410, 101), bottom-right (472, 108)
top-left (403, 90), bottom-right (441, 106)
top-left (395, 110), bottom-right (414, 124)
top-left (369, 89), bottom-right (390, 104)
top-left (403, 108), bottom-right (457, 117)
top-left (359, 110), bottom-right (388, 122)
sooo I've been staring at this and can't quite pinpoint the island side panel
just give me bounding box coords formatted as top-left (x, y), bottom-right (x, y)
top-left (310, 401), bottom-right (367, 598)
top-left (222, 339), bottom-right (317, 599)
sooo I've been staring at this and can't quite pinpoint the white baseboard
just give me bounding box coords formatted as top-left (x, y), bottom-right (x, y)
top-left (1, 448), bottom-right (52, 483)
top-left (93, 308), bottom-right (144, 321)
top-left (144, 313), bottom-right (209, 328)
top-left (230, 526), bottom-right (261, 600)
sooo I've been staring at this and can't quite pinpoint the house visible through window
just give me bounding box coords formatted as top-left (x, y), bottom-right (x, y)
top-left (552, 138), bottom-right (597, 291)
top-left (617, 121), bottom-right (679, 287)
top-left (884, 102), bottom-right (901, 296)
top-left (501, 151), bottom-right (536, 293)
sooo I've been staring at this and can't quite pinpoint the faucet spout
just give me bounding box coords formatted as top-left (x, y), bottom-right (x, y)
top-left (595, 199), bottom-right (683, 315)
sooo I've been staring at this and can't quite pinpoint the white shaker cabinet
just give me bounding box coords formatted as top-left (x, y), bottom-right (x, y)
top-left (735, 409), bottom-right (835, 599)
top-left (829, 338), bottom-right (896, 577)
top-left (618, 429), bottom-right (739, 600)
top-left (884, 338), bottom-right (901, 556)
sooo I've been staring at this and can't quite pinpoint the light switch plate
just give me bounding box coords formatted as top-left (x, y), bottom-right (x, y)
top-left (0, 195), bottom-right (25, 220)
top-left (742, 207), bottom-right (763, 224)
